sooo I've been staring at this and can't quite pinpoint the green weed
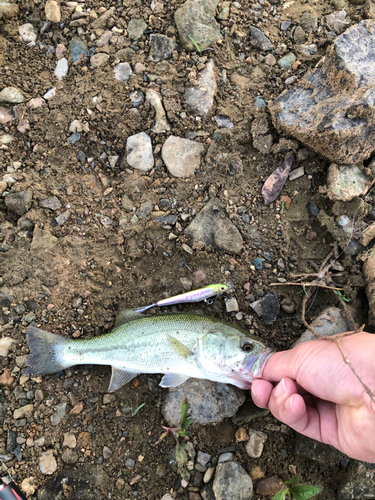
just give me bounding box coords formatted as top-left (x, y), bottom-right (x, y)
top-left (273, 475), bottom-right (323, 500)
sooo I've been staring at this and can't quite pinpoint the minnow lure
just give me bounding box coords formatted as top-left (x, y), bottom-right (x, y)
top-left (135, 284), bottom-right (230, 313)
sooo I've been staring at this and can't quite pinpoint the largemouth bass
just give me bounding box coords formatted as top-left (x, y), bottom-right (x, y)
top-left (24, 309), bottom-right (272, 392)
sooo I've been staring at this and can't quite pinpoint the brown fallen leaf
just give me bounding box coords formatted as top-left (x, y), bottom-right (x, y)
top-left (262, 152), bottom-right (295, 205)
top-left (0, 369), bottom-right (15, 389)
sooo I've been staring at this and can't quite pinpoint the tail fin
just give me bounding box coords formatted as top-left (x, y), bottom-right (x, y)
top-left (23, 326), bottom-right (73, 376)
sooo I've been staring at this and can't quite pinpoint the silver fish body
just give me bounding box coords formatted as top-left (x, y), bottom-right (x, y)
top-left (24, 310), bottom-right (272, 392)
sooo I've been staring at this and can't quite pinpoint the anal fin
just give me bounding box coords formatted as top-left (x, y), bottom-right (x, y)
top-left (160, 373), bottom-right (189, 388)
top-left (108, 367), bottom-right (139, 392)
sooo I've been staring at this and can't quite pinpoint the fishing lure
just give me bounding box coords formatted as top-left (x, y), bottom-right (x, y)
top-left (135, 283), bottom-right (230, 313)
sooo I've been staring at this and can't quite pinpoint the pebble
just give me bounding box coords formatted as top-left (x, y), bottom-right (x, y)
top-left (54, 57), bottom-right (69, 80)
top-left (114, 62), bottom-right (133, 82)
top-left (96, 30), bottom-right (112, 47)
top-left (182, 243), bottom-right (194, 254)
top-left (308, 203), bottom-right (320, 216)
top-left (0, 0), bottom-right (19, 18)
top-left (0, 337), bottom-right (14, 356)
top-left (251, 292), bottom-right (280, 324)
top-left (250, 27), bottom-right (272, 51)
top-left (326, 162), bottom-right (371, 201)
top-left (214, 116), bottom-right (233, 129)
top-left (289, 166), bottom-right (304, 180)
top-left (281, 20), bottom-right (291, 30)
top-left (44, 88), bottom-right (56, 99)
top-left (149, 34), bottom-right (175, 62)
top-left (235, 427), bottom-right (249, 442)
top-left (197, 451), bottom-right (211, 467)
top-left (218, 452), bottom-right (233, 463)
top-left (162, 378), bottom-right (245, 426)
top-left (103, 446), bottom-right (112, 459)
top-left (252, 257), bottom-right (263, 269)
top-left (255, 477), bottom-right (285, 496)
top-left (20, 478), bottom-right (36, 497)
top-left (126, 132), bottom-right (154, 171)
top-left (203, 466), bottom-right (215, 483)
top-left (69, 120), bottom-right (83, 133)
top-left (278, 52), bottom-right (297, 69)
top-left (225, 297), bottom-right (239, 313)
top-left (246, 429), bottom-right (268, 458)
top-left (63, 433), bottom-right (76, 448)
top-left (185, 60), bottom-right (217, 117)
top-left (281, 298), bottom-right (295, 314)
top-left (146, 88), bottom-right (170, 134)
top-left (51, 402), bottom-right (67, 426)
top-left (213, 462), bottom-right (253, 500)
top-left (19, 23), bottom-right (37, 43)
top-left (39, 450), bottom-right (57, 475)
top-left (162, 136), bottom-right (204, 178)
top-left (90, 53), bottom-right (109, 68)
top-left (129, 90), bottom-right (144, 108)
top-left (69, 37), bottom-right (88, 63)
top-left (125, 458), bottom-right (135, 468)
top-left (45, 0), bottom-right (61, 23)
top-left (127, 18), bottom-right (147, 40)
top-left (0, 87), bottom-right (24, 104)
top-left (0, 107), bottom-right (14, 124)
top-left (61, 449), bottom-right (78, 464)
top-left (254, 96), bottom-right (266, 108)
top-left (5, 190), bottom-right (32, 215)
top-left (67, 132), bottom-right (80, 145)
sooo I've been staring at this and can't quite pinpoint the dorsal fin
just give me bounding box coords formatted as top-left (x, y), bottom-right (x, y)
top-left (114, 308), bottom-right (144, 328)
top-left (167, 334), bottom-right (193, 359)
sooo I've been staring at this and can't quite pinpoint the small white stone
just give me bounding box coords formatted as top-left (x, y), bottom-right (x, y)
top-left (288, 166), bottom-right (304, 181)
top-left (19, 23), bottom-right (37, 43)
top-left (114, 62), bottom-right (132, 81)
top-left (225, 297), bottom-right (239, 313)
top-left (69, 119), bottom-right (83, 133)
top-left (54, 57), bottom-right (69, 80)
top-left (39, 450), bottom-right (57, 475)
top-left (126, 132), bottom-right (154, 171)
top-left (44, 87), bottom-right (56, 99)
top-left (245, 429), bottom-right (268, 458)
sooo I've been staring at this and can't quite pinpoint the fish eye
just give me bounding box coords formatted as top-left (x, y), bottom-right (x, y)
top-left (220, 286), bottom-right (226, 291)
top-left (241, 340), bottom-right (254, 352)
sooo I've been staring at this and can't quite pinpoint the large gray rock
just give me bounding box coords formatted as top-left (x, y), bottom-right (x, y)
top-left (185, 59), bottom-right (217, 116)
top-left (185, 197), bottom-right (243, 253)
top-left (270, 20), bottom-right (375, 164)
top-left (293, 306), bottom-right (349, 347)
top-left (213, 462), bottom-right (253, 500)
top-left (174, 0), bottom-right (221, 51)
top-left (295, 434), bottom-right (345, 465)
top-left (162, 378), bottom-right (245, 426)
top-left (162, 135), bottom-right (204, 177)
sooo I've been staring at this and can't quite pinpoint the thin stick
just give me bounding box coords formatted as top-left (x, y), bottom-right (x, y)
top-left (270, 282), bottom-right (343, 290)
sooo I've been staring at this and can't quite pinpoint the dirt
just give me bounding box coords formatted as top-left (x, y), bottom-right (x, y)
top-left (0, 0), bottom-right (373, 498)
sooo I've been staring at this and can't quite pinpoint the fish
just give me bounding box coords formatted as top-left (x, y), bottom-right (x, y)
top-left (135, 283), bottom-right (230, 313)
top-left (23, 309), bottom-right (272, 392)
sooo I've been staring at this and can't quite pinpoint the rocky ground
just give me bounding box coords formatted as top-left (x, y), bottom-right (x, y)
top-left (1, 0), bottom-right (375, 498)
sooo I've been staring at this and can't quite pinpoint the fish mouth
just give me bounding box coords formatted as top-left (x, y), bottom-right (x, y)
top-left (245, 348), bottom-right (274, 380)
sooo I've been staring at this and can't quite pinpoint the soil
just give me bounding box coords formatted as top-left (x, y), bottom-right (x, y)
top-left (0, 0), bottom-right (373, 498)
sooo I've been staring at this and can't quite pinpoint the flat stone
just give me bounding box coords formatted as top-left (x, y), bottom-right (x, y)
top-left (69, 37), bottom-right (88, 63)
top-left (174, 0), bottom-right (221, 51)
top-left (251, 292), bottom-right (280, 324)
top-left (61, 449), bottom-right (78, 464)
top-left (270, 20), bottom-right (375, 163)
top-left (30, 228), bottom-right (57, 253)
top-left (0, 87), bottom-right (24, 104)
top-left (96, 30), bottom-right (112, 47)
top-left (162, 135), bottom-right (204, 178)
top-left (0, 107), bottom-right (15, 123)
top-left (19, 23), bottom-right (37, 43)
top-left (90, 6), bottom-right (115, 29)
top-left (162, 378), bottom-right (245, 426)
top-left (325, 10), bottom-right (349, 34)
top-left (213, 462), bottom-right (253, 500)
top-left (127, 18), bottom-right (147, 40)
top-left (185, 59), bottom-right (217, 117)
top-left (5, 190), bottom-right (32, 215)
top-left (277, 52), bottom-right (296, 69)
top-left (90, 53), bottom-right (109, 68)
top-left (225, 297), bottom-right (239, 313)
top-left (51, 402), bottom-right (67, 426)
top-left (63, 433), bottom-right (76, 448)
top-left (54, 57), bottom-right (68, 80)
top-left (44, 88), bottom-right (56, 99)
top-left (39, 450), bottom-right (57, 475)
top-left (13, 404), bottom-right (33, 420)
top-left (149, 34), bottom-right (174, 62)
top-left (250, 27), bottom-right (272, 51)
top-left (337, 462), bottom-right (375, 500)
top-left (245, 429), bottom-right (268, 458)
top-left (255, 477), bottom-right (285, 497)
top-left (289, 166), bottom-right (304, 180)
top-left (114, 62), bottom-right (132, 81)
top-left (146, 88), bottom-right (170, 134)
top-left (126, 132), bottom-right (154, 171)
top-left (45, 0), bottom-right (61, 22)
top-left (325, 162), bottom-right (371, 201)
top-left (185, 197), bottom-right (243, 253)
top-left (293, 306), bottom-right (349, 347)
top-left (301, 10), bottom-right (318, 32)
top-left (0, 1), bottom-right (19, 19)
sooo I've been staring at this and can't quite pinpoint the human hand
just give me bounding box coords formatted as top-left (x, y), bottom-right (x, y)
top-left (251, 332), bottom-right (375, 462)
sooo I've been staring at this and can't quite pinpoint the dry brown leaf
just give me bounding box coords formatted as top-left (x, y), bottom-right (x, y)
top-left (262, 152), bottom-right (295, 205)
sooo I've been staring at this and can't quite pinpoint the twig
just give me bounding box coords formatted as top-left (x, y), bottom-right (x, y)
top-left (270, 282), bottom-right (343, 290)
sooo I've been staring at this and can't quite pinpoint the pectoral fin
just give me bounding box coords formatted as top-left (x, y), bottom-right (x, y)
top-left (114, 309), bottom-right (144, 328)
top-left (108, 367), bottom-right (139, 392)
top-left (160, 373), bottom-right (190, 388)
top-left (167, 334), bottom-right (193, 359)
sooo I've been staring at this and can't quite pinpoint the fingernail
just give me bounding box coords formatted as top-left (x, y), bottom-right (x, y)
top-left (274, 378), bottom-right (286, 398)
top-left (286, 395), bottom-right (294, 410)
top-left (251, 386), bottom-right (259, 404)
